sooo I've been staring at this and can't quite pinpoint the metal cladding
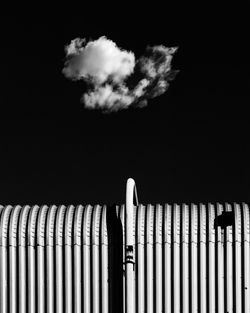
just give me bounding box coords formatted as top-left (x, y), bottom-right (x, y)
top-left (0, 203), bottom-right (250, 313)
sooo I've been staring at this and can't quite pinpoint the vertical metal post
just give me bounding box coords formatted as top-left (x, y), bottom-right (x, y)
top-left (125, 178), bottom-right (138, 313)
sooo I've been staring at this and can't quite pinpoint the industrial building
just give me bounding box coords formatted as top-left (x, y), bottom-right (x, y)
top-left (0, 179), bottom-right (249, 312)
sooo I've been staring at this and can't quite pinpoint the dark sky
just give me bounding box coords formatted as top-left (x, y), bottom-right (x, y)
top-left (0, 7), bottom-right (249, 205)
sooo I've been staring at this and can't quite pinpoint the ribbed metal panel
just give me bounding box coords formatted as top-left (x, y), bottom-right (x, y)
top-left (0, 203), bottom-right (250, 312)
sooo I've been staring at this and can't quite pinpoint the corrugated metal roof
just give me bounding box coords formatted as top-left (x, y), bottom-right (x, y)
top-left (0, 203), bottom-right (249, 312)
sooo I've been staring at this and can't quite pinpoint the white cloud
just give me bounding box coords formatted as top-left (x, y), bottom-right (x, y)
top-left (63, 36), bottom-right (135, 85)
top-left (148, 79), bottom-right (170, 98)
top-left (133, 78), bottom-right (151, 98)
top-left (62, 36), bottom-right (179, 112)
top-left (83, 84), bottom-right (134, 112)
top-left (138, 46), bottom-right (178, 79)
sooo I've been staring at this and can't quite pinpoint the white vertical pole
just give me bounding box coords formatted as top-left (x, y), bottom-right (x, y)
top-left (125, 178), bottom-right (138, 313)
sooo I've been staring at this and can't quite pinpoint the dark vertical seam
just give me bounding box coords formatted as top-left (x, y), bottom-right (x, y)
top-left (53, 207), bottom-right (57, 313)
top-left (232, 203), bottom-right (236, 313)
top-left (153, 205), bottom-right (156, 313)
top-left (170, 204), bottom-right (174, 313)
top-left (206, 204), bottom-right (209, 313)
top-left (7, 209), bottom-right (12, 313)
top-left (241, 204), bottom-right (245, 313)
top-left (80, 205), bottom-right (85, 313)
top-left (224, 205), bottom-right (227, 313)
top-left (99, 205), bottom-right (104, 313)
top-left (135, 204), bottom-right (139, 313)
top-left (180, 204), bottom-right (183, 313)
top-left (189, 204), bottom-right (192, 313)
top-left (90, 206), bottom-right (94, 313)
top-left (124, 204), bottom-right (127, 313)
top-left (198, 204), bottom-right (201, 313)
top-left (72, 206), bottom-right (77, 313)
top-left (215, 204), bottom-right (219, 313)
top-left (162, 205), bottom-right (166, 313)
top-left (144, 205), bottom-right (148, 313)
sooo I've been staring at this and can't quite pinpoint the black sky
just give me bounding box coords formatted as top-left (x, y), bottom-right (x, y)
top-left (0, 7), bottom-right (249, 205)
